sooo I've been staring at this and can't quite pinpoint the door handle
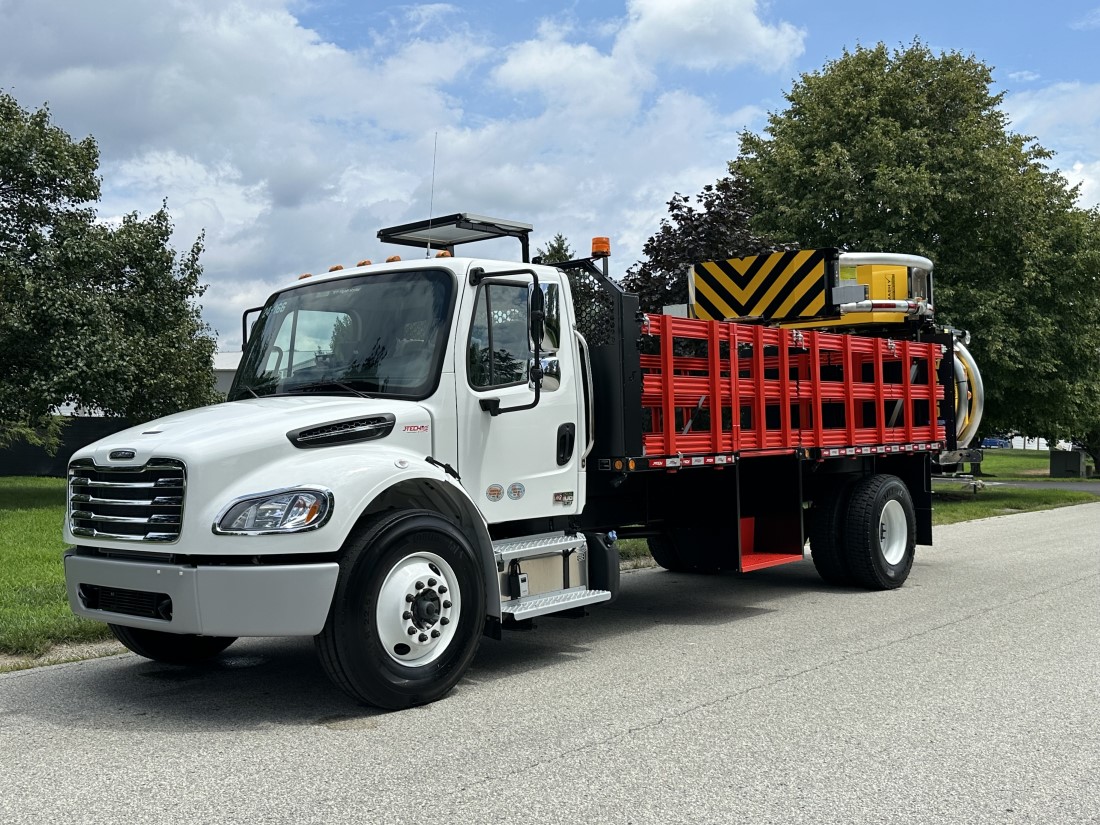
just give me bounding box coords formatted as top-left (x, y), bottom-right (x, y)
top-left (557, 423), bottom-right (576, 466)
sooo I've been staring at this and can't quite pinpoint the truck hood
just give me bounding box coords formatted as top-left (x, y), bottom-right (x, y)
top-left (72, 396), bottom-right (434, 469)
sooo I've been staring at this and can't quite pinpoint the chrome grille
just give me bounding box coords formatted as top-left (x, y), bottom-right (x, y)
top-left (68, 458), bottom-right (186, 543)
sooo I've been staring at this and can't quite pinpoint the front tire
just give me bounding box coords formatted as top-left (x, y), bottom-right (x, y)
top-left (316, 510), bottom-right (486, 709)
top-left (109, 625), bottom-right (236, 664)
top-left (843, 474), bottom-right (916, 589)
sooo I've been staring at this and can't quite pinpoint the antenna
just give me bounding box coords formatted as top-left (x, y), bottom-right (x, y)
top-left (426, 131), bottom-right (438, 257)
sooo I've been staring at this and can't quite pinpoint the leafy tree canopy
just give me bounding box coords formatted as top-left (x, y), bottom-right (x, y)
top-left (623, 174), bottom-right (784, 313)
top-left (535, 233), bottom-right (575, 264)
top-left (0, 93), bottom-right (219, 450)
top-left (734, 40), bottom-right (1100, 445)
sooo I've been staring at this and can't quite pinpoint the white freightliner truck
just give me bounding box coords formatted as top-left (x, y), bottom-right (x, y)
top-left (63, 214), bottom-right (981, 709)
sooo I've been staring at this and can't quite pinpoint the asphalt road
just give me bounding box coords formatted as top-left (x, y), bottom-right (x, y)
top-left (3, 503), bottom-right (1098, 825)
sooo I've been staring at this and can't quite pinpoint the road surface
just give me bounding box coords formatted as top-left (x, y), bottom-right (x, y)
top-left (2, 503), bottom-right (1098, 824)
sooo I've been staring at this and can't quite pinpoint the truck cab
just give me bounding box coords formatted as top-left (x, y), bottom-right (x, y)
top-left (64, 215), bottom-right (616, 709)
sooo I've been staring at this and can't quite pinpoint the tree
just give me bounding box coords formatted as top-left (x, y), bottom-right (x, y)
top-left (0, 93), bottom-right (220, 450)
top-left (535, 233), bottom-right (575, 264)
top-left (622, 175), bottom-right (784, 313)
top-left (734, 40), bottom-right (1100, 444)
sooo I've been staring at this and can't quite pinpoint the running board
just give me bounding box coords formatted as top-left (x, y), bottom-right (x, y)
top-left (502, 587), bottom-right (611, 620)
top-left (492, 532), bottom-right (586, 568)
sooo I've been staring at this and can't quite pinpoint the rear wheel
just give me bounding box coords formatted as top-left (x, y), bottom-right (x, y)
top-left (843, 474), bottom-right (916, 589)
top-left (808, 479), bottom-right (855, 586)
top-left (109, 625), bottom-right (236, 664)
top-left (316, 510), bottom-right (486, 709)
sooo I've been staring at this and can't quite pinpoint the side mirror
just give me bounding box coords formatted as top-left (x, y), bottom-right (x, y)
top-left (241, 305), bottom-right (264, 349)
top-left (530, 357), bottom-right (561, 392)
top-left (530, 284), bottom-right (545, 350)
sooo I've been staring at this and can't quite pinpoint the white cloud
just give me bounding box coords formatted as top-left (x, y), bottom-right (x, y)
top-left (1008, 70), bottom-right (1041, 83)
top-left (0, 0), bottom-right (792, 349)
top-left (492, 26), bottom-right (652, 119)
top-left (618, 0), bottom-right (806, 72)
top-left (1006, 82), bottom-right (1100, 209)
top-left (1065, 160), bottom-right (1100, 209)
top-left (1007, 82), bottom-right (1100, 154)
top-left (1070, 8), bottom-right (1100, 29)
top-left (493, 0), bottom-right (803, 119)
top-left (402, 3), bottom-right (460, 32)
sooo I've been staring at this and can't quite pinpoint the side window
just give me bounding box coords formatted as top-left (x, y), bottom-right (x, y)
top-left (467, 283), bottom-right (530, 389)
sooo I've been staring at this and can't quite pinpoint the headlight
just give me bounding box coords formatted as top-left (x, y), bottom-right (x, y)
top-left (213, 488), bottom-right (333, 535)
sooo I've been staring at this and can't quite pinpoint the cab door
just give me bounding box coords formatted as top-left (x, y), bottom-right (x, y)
top-left (455, 270), bottom-right (582, 524)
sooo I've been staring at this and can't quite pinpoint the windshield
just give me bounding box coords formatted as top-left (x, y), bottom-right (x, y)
top-left (229, 268), bottom-right (455, 401)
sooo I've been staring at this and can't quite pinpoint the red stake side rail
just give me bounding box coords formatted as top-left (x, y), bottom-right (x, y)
top-left (638, 314), bottom-right (946, 458)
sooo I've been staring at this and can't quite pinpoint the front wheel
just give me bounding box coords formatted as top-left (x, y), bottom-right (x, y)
top-left (109, 625), bottom-right (236, 664)
top-left (843, 474), bottom-right (916, 590)
top-left (316, 510), bottom-right (486, 709)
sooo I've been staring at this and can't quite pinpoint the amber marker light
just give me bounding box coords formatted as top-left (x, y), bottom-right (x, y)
top-left (298, 273), bottom-right (313, 280)
top-left (357, 259), bottom-right (372, 267)
top-left (592, 237), bottom-right (611, 258)
top-left (386, 255), bottom-right (402, 262)
top-left (435, 251), bottom-right (452, 257)
top-left (328, 264), bottom-right (344, 272)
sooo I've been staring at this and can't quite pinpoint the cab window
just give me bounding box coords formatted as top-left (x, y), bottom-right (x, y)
top-left (467, 283), bottom-right (529, 389)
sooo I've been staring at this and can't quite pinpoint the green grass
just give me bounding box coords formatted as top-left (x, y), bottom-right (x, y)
top-left (976, 448), bottom-right (1095, 480)
top-left (0, 477), bottom-right (112, 656)
top-left (931, 485), bottom-right (1098, 525)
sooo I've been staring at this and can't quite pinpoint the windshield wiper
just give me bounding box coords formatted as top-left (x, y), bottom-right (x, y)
top-left (284, 379), bottom-right (372, 398)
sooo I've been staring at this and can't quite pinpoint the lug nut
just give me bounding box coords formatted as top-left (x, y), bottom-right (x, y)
top-left (438, 585), bottom-right (448, 594)
top-left (403, 611), bottom-right (412, 620)
top-left (418, 633), bottom-right (428, 642)
top-left (443, 600), bottom-right (451, 609)
top-left (440, 617), bottom-right (450, 626)
top-left (405, 594), bottom-right (414, 603)
top-left (428, 578), bottom-right (437, 587)
top-left (407, 627), bottom-right (416, 636)
top-left (431, 630), bottom-right (440, 638)
top-left (415, 581), bottom-right (424, 590)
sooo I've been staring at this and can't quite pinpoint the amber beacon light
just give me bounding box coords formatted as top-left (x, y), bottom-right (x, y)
top-left (591, 237), bottom-right (611, 258)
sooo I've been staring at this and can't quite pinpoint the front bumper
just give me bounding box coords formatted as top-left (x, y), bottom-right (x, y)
top-left (64, 552), bottom-right (339, 637)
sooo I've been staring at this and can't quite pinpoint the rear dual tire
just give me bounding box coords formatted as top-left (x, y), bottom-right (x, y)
top-left (810, 474), bottom-right (915, 590)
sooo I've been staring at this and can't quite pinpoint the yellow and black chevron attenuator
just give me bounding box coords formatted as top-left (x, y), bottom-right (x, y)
top-left (690, 248), bottom-right (840, 322)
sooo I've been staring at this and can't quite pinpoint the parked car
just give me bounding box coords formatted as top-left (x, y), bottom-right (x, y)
top-left (981, 436), bottom-right (1011, 449)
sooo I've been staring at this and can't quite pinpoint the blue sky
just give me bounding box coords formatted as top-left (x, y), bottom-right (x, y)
top-left (2, 0), bottom-right (1098, 349)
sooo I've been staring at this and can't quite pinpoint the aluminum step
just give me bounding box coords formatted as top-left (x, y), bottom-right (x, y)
top-left (492, 532), bottom-right (586, 567)
top-left (501, 587), bottom-right (611, 620)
